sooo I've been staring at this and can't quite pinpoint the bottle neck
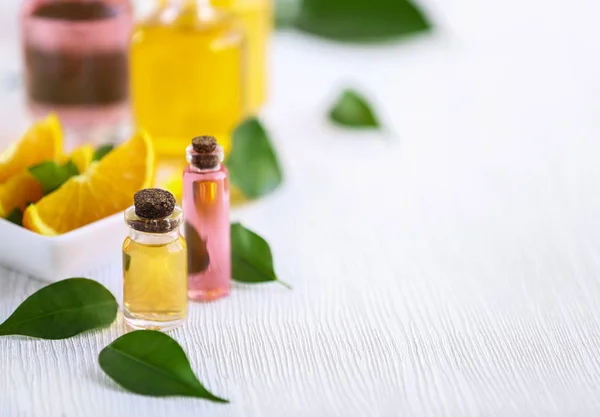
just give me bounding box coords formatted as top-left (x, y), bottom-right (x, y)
top-left (161, 0), bottom-right (211, 8)
top-left (127, 227), bottom-right (180, 245)
top-left (186, 144), bottom-right (225, 171)
top-left (188, 162), bottom-right (222, 173)
top-left (159, 0), bottom-right (217, 23)
top-left (124, 206), bottom-right (183, 241)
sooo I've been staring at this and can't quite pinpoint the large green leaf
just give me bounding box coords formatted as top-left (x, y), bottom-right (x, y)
top-left (226, 118), bottom-right (283, 200)
top-left (231, 223), bottom-right (291, 289)
top-left (295, 0), bottom-right (431, 42)
top-left (0, 278), bottom-right (118, 339)
top-left (99, 330), bottom-right (228, 402)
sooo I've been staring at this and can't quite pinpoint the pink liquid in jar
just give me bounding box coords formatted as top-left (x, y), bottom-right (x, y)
top-left (183, 144), bottom-right (231, 302)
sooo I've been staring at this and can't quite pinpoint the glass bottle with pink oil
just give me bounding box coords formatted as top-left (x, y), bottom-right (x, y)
top-left (21, 0), bottom-right (132, 145)
top-left (183, 136), bottom-right (231, 301)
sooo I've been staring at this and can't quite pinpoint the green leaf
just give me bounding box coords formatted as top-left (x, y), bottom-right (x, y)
top-left (5, 208), bottom-right (23, 226)
top-left (0, 278), bottom-right (118, 339)
top-left (275, 0), bottom-right (301, 28)
top-left (98, 330), bottom-right (229, 402)
top-left (295, 0), bottom-right (431, 42)
top-left (231, 223), bottom-right (291, 289)
top-left (93, 144), bottom-right (114, 161)
top-left (226, 118), bottom-right (283, 200)
top-left (329, 89), bottom-right (381, 128)
top-left (29, 160), bottom-right (79, 194)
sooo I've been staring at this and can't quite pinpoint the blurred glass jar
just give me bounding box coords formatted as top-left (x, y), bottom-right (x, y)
top-left (21, 0), bottom-right (133, 144)
top-left (211, 0), bottom-right (272, 114)
top-left (132, 0), bottom-right (245, 157)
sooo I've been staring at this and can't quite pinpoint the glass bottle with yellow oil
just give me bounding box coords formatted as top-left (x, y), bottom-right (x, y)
top-left (210, 0), bottom-right (271, 114)
top-left (131, 0), bottom-right (245, 157)
top-left (123, 188), bottom-right (188, 330)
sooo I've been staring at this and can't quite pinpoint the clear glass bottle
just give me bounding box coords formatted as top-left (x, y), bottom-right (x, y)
top-left (123, 189), bottom-right (188, 330)
top-left (211, 0), bottom-right (271, 114)
top-left (183, 136), bottom-right (230, 301)
top-left (131, 0), bottom-right (245, 157)
top-left (21, 0), bottom-right (133, 145)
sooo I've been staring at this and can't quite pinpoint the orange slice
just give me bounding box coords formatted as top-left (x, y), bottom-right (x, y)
top-left (69, 144), bottom-right (94, 173)
top-left (0, 114), bottom-right (63, 183)
top-left (23, 131), bottom-right (155, 235)
top-left (0, 171), bottom-right (43, 218)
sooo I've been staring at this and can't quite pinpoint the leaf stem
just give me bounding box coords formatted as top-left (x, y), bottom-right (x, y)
top-left (277, 279), bottom-right (293, 290)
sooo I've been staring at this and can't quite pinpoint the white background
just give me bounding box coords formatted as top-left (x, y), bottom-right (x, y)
top-left (2, 0), bottom-right (600, 416)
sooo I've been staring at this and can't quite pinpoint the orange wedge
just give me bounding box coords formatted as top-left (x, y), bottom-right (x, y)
top-left (69, 144), bottom-right (94, 173)
top-left (0, 114), bottom-right (63, 183)
top-left (0, 171), bottom-right (43, 218)
top-left (23, 131), bottom-right (155, 235)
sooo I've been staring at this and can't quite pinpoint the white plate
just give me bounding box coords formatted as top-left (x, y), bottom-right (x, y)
top-left (0, 212), bottom-right (126, 281)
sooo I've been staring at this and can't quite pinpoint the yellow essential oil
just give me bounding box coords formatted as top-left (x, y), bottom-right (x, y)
top-left (131, 0), bottom-right (245, 157)
top-left (211, 0), bottom-right (272, 114)
top-left (122, 189), bottom-right (188, 331)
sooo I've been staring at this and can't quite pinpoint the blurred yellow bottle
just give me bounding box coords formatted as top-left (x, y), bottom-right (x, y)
top-left (131, 0), bottom-right (245, 157)
top-left (211, 0), bottom-right (271, 114)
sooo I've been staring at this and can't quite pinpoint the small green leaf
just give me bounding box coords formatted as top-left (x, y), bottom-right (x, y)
top-left (0, 278), bottom-right (118, 339)
top-left (231, 223), bottom-right (291, 289)
top-left (29, 160), bottom-right (79, 194)
top-left (226, 118), bottom-right (283, 200)
top-left (295, 0), bottom-right (431, 42)
top-left (99, 330), bottom-right (229, 402)
top-left (329, 89), bottom-right (381, 128)
top-left (93, 144), bottom-right (114, 161)
top-left (5, 208), bottom-right (23, 226)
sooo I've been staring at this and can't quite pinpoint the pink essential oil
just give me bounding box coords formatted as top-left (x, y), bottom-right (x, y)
top-left (21, 0), bottom-right (132, 144)
top-left (183, 136), bottom-right (231, 301)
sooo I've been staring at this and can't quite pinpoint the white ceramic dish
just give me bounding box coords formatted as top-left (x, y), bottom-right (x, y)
top-left (0, 212), bottom-right (126, 282)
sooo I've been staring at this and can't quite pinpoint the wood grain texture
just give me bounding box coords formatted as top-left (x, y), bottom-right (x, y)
top-left (3, 0), bottom-right (600, 415)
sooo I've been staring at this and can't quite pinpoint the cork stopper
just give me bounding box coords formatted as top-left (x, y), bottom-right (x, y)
top-left (133, 188), bottom-right (175, 219)
top-left (192, 136), bottom-right (217, 153)
top-left (188, 136), bottom-right (222, 169)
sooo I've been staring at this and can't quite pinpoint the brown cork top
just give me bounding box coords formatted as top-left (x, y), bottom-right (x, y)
top-left (133, 188), bottom-right (175, 219)
top-left (192, 136), bottom-right (217, 153)
top-left (190, 136), bottom-right (221, 169)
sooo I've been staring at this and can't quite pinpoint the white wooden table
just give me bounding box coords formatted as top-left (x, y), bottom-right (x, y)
top-left (2, 0), bottom-right (600, 416)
